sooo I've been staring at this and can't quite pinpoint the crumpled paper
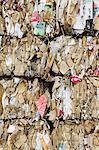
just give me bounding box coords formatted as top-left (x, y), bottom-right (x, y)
top-left (36, 94), bottom-right (47, 117)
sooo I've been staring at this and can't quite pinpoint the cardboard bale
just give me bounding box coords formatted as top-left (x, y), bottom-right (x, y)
top-left (0, 0), bottom-right (98, 149)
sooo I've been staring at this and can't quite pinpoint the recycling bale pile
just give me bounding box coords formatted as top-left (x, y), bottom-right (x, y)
top-left (0, 0), bottom-right (99, 150)
top-left (0, 76), bottom-right (98, 149)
